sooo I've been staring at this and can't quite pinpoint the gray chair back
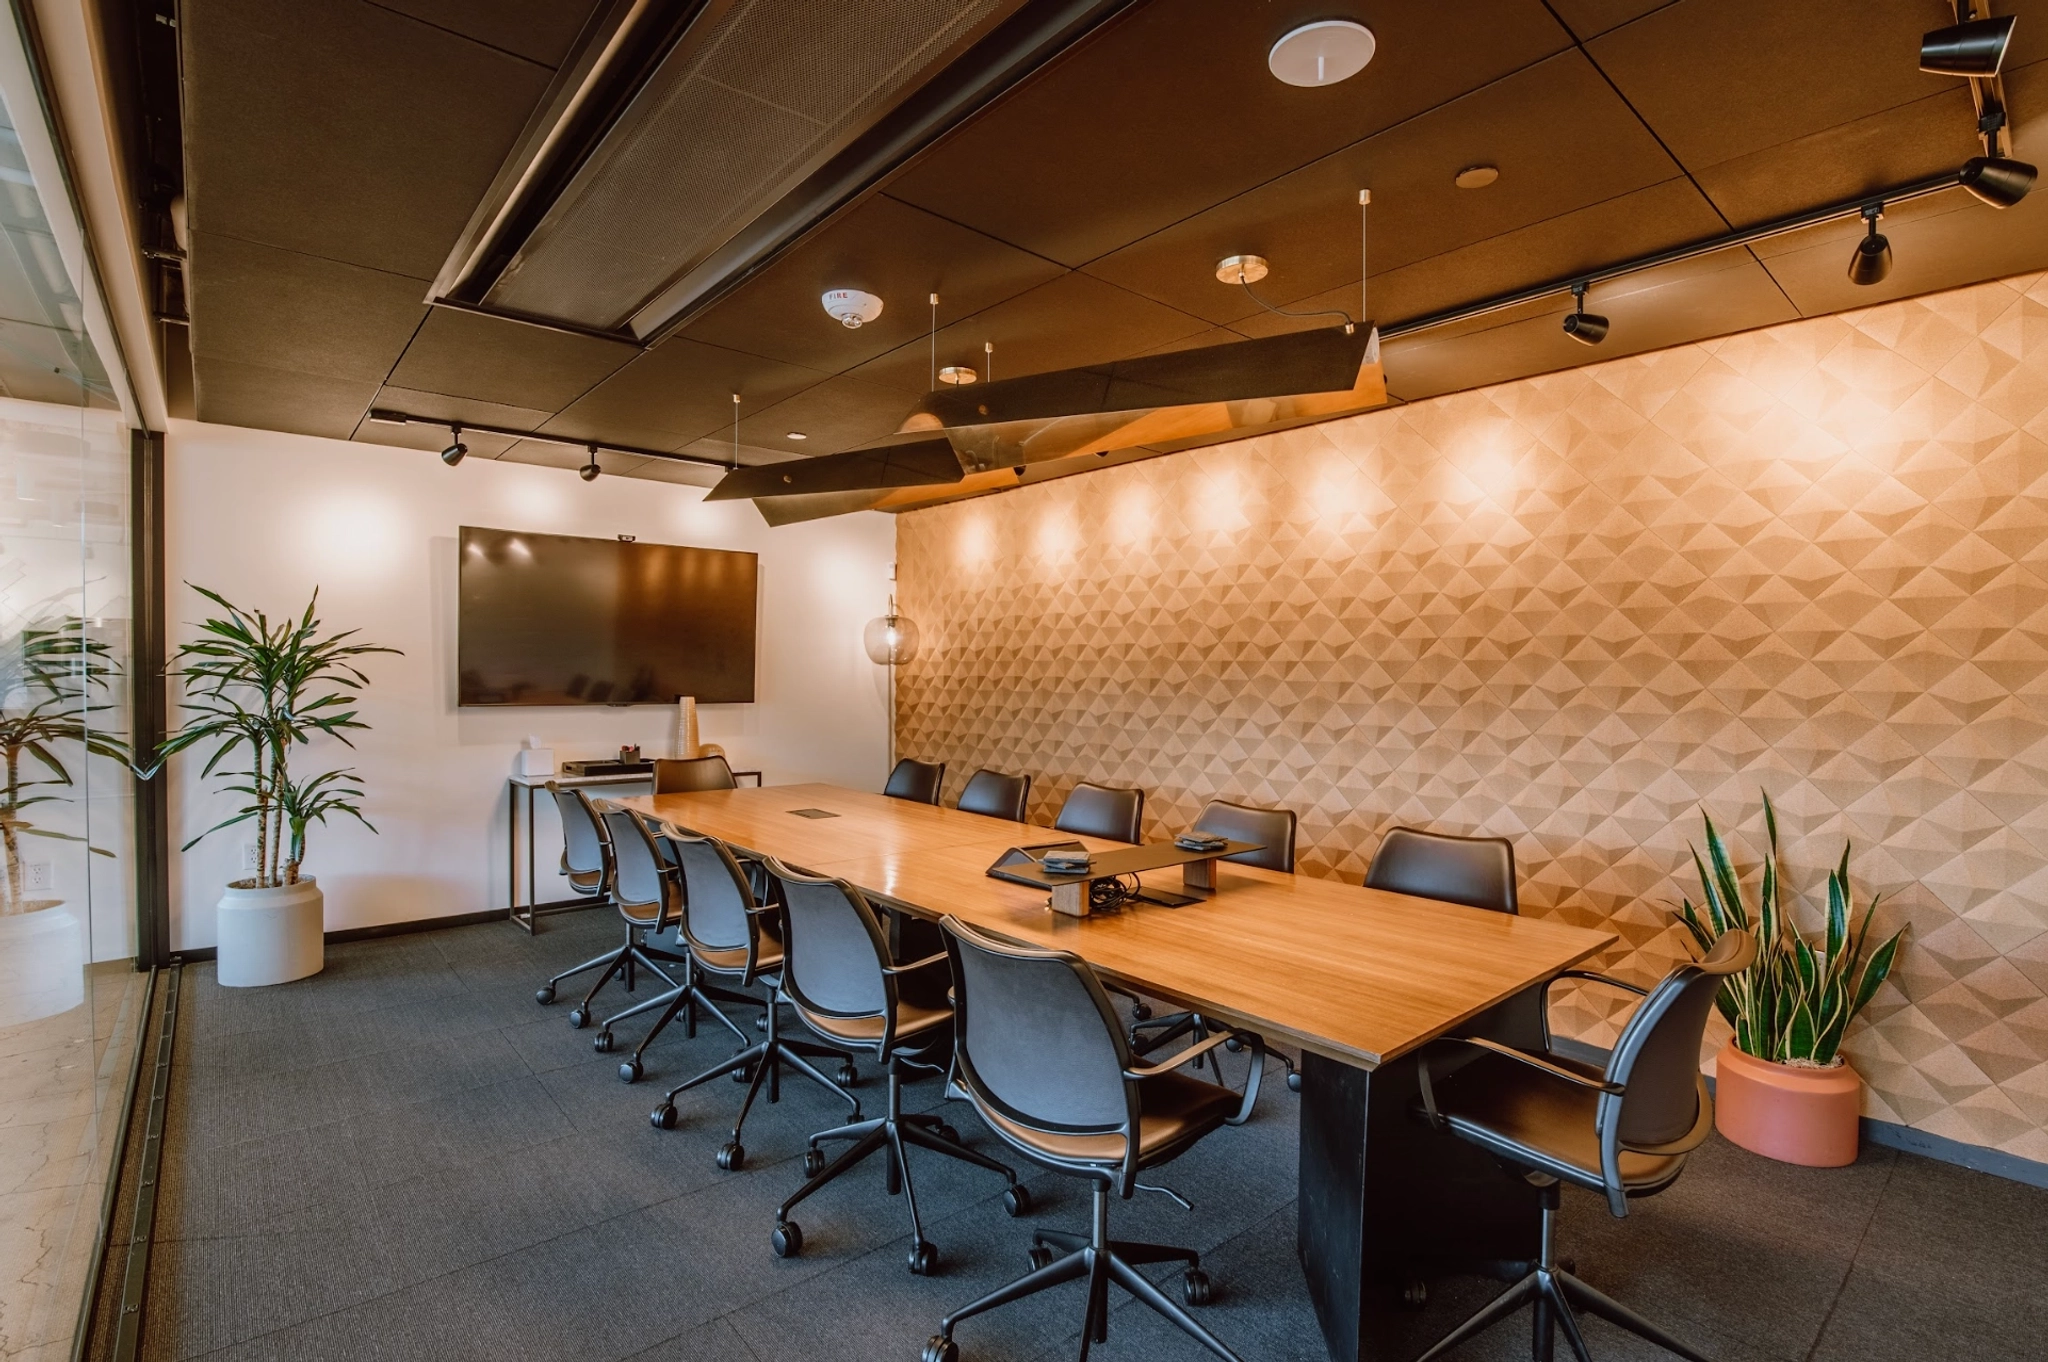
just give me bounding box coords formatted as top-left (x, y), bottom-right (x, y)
top-left (1193, 800), bottom-right (1297, 873)
top-left (1054, 782), bottom-right (1144, 843)
top-left (1366, 826), bottom-right (1517, 914)
top-left (1594, 929), bottom-right (1757, 1214)
top-left (942, 916), bottom-right (1134, 1136)
top-left (883, 757), bottom-right (946, 804)
top-left (958, 768), bottom-right (1031, 822)
top-left (662, 829), bottom-right (758, 959)
top-left (600, 807), bottom-right (671, 927)
top-left (549, 784), bottom-right (610, 884)
top-left (763, 860), bottom-right (899, 1042)
top-left (654, 755), bottom-right (737, 793)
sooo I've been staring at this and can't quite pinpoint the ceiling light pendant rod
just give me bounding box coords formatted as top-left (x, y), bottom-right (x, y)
top-left (930, 293), bottom-right (938, 390)
top-left (1360, 188), bottom-right (1370, 325)
top-left (364, 408), bottom-right (731, 469)
top-left (731, 392), bottom-right (740, 470)
top-left (1378, 169), bottom-right (1965, 342)
top-left (985, 339), bottom-right (993, 383)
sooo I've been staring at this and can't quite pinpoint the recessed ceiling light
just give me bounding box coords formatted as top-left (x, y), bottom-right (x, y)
top-left (786, 431), bottom-right (807, 440)
top-left (938, 365), bottom-right (978, 385)
top-left (1268, 20), bottom-right (1375, 88)
top-left (1455, 165), bottom-right (1499, 190)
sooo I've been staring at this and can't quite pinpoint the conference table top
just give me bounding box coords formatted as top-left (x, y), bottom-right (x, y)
top-left (615, 783), bottom-right (1616, 1070)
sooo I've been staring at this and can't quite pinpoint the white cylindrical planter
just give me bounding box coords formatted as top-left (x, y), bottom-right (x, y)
top-left (217, 878), bottom-right (324, 987)
top-left (0, 903), bottom-right (84, 1024)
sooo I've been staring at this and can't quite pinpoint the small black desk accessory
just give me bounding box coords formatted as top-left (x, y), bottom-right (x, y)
top-left (985, 839), bottom-right (1261, 916)
top-left (561, 758), bottom-right (655, 778)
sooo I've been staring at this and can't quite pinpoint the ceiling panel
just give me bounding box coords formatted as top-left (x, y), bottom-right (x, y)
top-left (193, 358), bottom-right (380, 439)
top-left (386, 307), bottom-right (638, 410)
top-left (545, 337), bottom-right (831, 450)
top-left (372, 1), bottom-right (598, 68)
top-left (351, 418), bottom-right (523, 461)
top-left (358, 385), bottom-right (557, 434)
top-left (183, 0), bottom-right (557, 277)
top-left (1586, 0), bottom-right (1961, 172)
top-left (1545, 1), bottom-right (1679, 40)
top-left (186, 232), bottom-right (428, 384)
top-left (885, 0), bottom-right (1572, 267)
top-left (847, 270), bottom-right (1212, 394)
top-left (677, 194), bottom-right (1066, 371)
top-left (1084, 52), bottom-right (1691, 327)
top-left (1755, 188), bottom-right (2048, 318)
top-left (735, 372), bottom-right (929, 455)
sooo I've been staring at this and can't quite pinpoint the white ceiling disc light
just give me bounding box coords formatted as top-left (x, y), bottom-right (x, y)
top-left (1455, 165), bottom-right (1499, 189)
top-left (821, 288), bottom-right (884, 328)
top-left (938, 365), bottom-right (978, 385)
top-left (1268, 20), bottom-right (1376, 88)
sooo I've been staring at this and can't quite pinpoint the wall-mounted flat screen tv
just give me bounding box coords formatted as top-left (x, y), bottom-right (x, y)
top-left (458, 527), bottom-right (758, 706)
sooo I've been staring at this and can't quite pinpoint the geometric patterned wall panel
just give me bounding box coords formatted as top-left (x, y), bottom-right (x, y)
top-left (897, 271), bottom-right (2048, 1161)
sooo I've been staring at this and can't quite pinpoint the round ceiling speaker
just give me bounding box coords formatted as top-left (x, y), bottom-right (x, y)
top-left (1268, 20), bottom-right (1376, 88)
top-left (821, 288), bottom-right (884, 328)
top-left (1455, 165), bottom-right (1499, 189)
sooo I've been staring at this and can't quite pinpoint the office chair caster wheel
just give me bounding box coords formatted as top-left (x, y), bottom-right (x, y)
top-left (592, 1030), bottom-right (614, 1053)
top-left (1286, 1070), bottom-right (1302, 1093)
top-left (802, 1147), bottom-right (826, 1179)
top-left (771, 1221), bottom-right (803, 1258)
top-left (1182, 1268), bottom-right (1213, 1306)
top-left (716, 1141), bottom-right (746, 1171)
top-left (922, 1336), bottom-right (958, 1362)
top-left (567, 1008), bottom-right (590, 1029)
top-left (650, 1103), bottom-right (678, 1130)
top-left (1131, 1001), bottom-right (1152, 1021)
top-left (732, 1062), bottom-right (755, 1084)
top-left (1224, 1035), bottom-right (1243, 1052)
top-left (1002, 1184), bottom-right (1031, 1217)
top-left (907, 1239), bottom-right (939, 1275)
top-left (1027, 1243), bottom-right (1055, 1272)
top-left (1399, 1278), bottom-right (1428, 1310)
top-left (618, 1059), bottom-right (642, 1084)
top-left (535, 986), bottom-right (555, 1005)
top-left (836, 1062), bottom-right (859, 1087)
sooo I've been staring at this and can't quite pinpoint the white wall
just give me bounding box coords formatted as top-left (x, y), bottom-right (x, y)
top-left (164, 420), bottom-right (895, 950)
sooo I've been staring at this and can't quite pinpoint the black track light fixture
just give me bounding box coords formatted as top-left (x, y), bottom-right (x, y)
top-left (1848, 203), bottom-right (1892, 286)
top-left (579, 445), bottom-right (601, 482)
top-left (1921, 13), bottom-right (2015, 77)
top-left (1960, 154), bottom-right (2038, 207)
top-left (440, 424), bottom-right (467, 466)
top-left (1561, 282), bottom-right (1609, 345)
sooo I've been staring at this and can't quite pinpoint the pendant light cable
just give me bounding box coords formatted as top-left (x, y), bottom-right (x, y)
top-left (731, 392), bottom-right (739, 469)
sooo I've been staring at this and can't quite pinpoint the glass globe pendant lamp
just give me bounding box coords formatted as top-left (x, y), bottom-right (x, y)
top-left (863, 598), bottom-right (920, 666)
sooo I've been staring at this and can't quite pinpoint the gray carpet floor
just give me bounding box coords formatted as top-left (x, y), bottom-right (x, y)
top-left (143, 910), bottom-right (2048, 1362)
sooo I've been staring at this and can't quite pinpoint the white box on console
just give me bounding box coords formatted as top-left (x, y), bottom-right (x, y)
top-left (514, 746), bottom-right (556, 777)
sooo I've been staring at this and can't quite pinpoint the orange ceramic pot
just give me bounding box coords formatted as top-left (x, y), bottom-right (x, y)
top-left (1713, 1040), bottom-right (1861, 1167)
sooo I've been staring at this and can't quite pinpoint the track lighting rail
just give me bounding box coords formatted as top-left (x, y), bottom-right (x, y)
top-left (365, 409), bottom-right (733, 470)
top-left (1378, 169), bottom-right (1966, 343)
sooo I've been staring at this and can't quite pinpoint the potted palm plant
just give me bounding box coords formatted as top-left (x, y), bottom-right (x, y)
top-left (146, 586), bottom-right (397, 986)
top-left (1675, 792), bottom-right (1906, 1166)
top-left (0, 616), bottom-right (127, 1024)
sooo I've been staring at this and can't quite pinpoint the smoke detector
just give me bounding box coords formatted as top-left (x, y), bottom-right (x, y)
top-left (1268, 20), bottom-right (1376, 88)
top-left (822, 288), bottom-right (884, 328)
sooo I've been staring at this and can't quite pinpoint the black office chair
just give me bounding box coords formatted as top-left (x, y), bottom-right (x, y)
top-left (532, 784), bottom-right (637, 1025)
top-left (647, 828), bottom-right (857, 1170)
top-left (1054, 781), bottom-right (1144, 843)
top-left (762, 861), bottom-right (1025, 1275)
top-left (956, 768), bottom-right (1031, 822)
top-left (1412, 930), bottom-right (1758, 1362)
top-left (923, 917), bottom-right (1263, 1362)
top-left (884, 757), bottom-right (947, 805)
top-left (654, 754), bottom-right (738, 793)
top-left (1131, 800), bottom-right (1298, 1084)
top-left (597, 810), bottom-right (764, 1084)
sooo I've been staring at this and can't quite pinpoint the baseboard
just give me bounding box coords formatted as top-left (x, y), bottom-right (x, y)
top-left (168, 903), bottom-right (568, 965)
top-left (1548, 1036), bottom-right (2048, 1189)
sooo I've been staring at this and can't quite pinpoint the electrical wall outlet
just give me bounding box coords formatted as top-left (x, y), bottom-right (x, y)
top-left (241, 843), bottom-right (262, 871)
top-left (22, 862), bottom-right (50, 892)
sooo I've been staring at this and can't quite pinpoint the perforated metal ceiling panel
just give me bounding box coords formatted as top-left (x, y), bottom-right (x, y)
top-left (485, 0), bottom-right (1017, 329)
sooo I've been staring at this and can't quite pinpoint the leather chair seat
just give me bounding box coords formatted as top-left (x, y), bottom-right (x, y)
top-left (795, 998), bottom-right (951, 1044)
top-left (693, 941), bottom-right (784, 975)
top-left (1431, 1051), bottom-right (1687, 1196)
top-left (980, 1070), bottom-right (1241, 1167)
top-left (567, 866), bottom-right (603, 893)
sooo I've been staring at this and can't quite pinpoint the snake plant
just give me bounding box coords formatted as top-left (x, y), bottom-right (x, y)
top-left (1675, 792), bottom-right (1905, 1067)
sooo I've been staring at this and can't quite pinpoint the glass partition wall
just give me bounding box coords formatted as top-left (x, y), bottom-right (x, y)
top-left (0, 7), bottom-right (144, 1359)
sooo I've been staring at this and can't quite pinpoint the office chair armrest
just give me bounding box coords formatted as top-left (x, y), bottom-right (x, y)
top-left (1416, 1034), bottom-right (1625, 1130)
top-left (882, 950), bottom-right (949, 976)
top-left (1123, 1027), bottom-right (1238, 1078)
top-left (1551, 968), bottom-right (1648, 997)
top-left (1124, 1028), bottom-right (1265, 1124)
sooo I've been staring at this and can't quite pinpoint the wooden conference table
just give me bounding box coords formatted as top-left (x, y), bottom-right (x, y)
top-left (619, 784), bottom-right (1615, 1362)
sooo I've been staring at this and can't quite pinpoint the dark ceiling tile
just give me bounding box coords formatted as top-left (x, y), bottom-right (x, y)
top-left (544, 337), bottom-right (830, 449)
top-left (1691, 88), bottom-right (1982, 226)
top-left (737, 373), bottom-right (928, 455)
top-left (184, 0), bottom-right (554, 277)
top-left (1225, 176), bottom-right (1731, 338)
top-left (186, 232), bottom-right (427, 383)
top-left (885, 0), bottom-right (1572, 267)
top-left (1754, 188), bottom-right (2048, 317)
top-left (386, 307), bottom-right (637, 410)
top-left (677, 195), bottom-right (1066, 371)
top-left (672, 435), bottom-right (801, 469)
top-left (351, 417), bottom-right (522, 461)
top-left (1381, 252), bottom-right (1798, 402)
top-left (1586, 0), bottom-right (1959, 172)
top-left (848, 272), bottom-right (1212, 391)
top-left (1085, 52), bottom-right (1689, 326)
top-left (192, 357), bottom-right (378, 440)
top-left (492, 441), bottom-right (647, 475)
top-left (626, 458), bottom-right (725, 489)
top-left (1545, 1), bottom-right (1679, 40)
top-left (361, 385), bottom-right (555, 432)
top-left (369, 1), bottom-right (599, 68)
